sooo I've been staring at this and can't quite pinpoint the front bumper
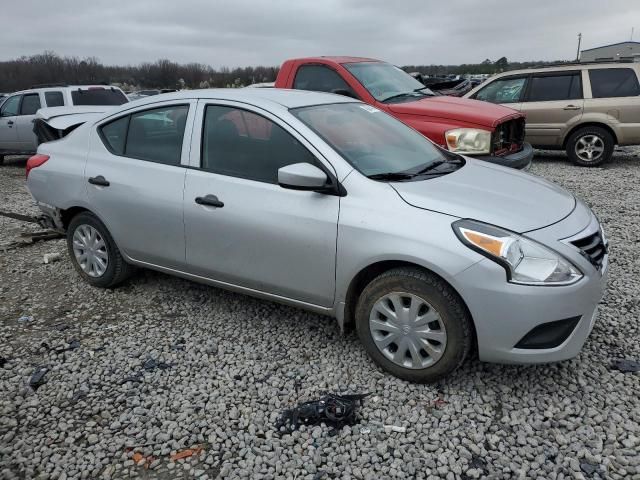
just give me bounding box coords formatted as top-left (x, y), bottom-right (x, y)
top-left (453, 210), bottom-right (608, 364)
top-left (475, 142), bottom-right (533, 170)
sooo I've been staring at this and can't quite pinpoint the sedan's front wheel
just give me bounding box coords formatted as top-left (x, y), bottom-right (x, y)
top-left (67, 212), bottom-right (133, 288)
top-left (355, 267), bottom-right (473, 383)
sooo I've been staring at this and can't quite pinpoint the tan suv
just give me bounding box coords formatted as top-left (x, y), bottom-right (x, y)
top-left (465, 63), bottom-right (640, 166)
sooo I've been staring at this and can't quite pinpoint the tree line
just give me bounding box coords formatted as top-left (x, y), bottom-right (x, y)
top-left (0, 51), bottom-right (568, 93)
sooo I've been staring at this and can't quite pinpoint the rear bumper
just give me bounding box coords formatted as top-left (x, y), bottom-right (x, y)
top-left (475, 142), bottom-right (533, 170)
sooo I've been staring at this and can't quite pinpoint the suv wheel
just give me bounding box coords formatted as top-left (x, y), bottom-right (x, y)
top-left (566, 126), bottom-right (614, 167)
top-left (67, 212), bottom-right (133, 288)
top-left (0, 155), bottom-right (4, 165)
top-left (355, 267), bottom-right (472, 383)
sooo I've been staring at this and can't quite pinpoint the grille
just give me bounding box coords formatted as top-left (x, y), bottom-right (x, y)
top-left (492, 118), bottom-right (525, 155)
top-left (571, 231), bottom-right (607, 269)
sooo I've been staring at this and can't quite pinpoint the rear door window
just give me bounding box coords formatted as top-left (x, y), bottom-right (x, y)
top-left (71, 88), bottom-right (128, 106)
top-left (588, 68), bottom-right (640, 98)
top-left (526, 73), bottom-right (582, 102)
top-left (20, 94), bottom-right (41, 115)
top-left (99, 105), bottom-right (189, 165)
top-left (474, 76), bottom-right (527, 103)
top-left (293, 65), bottom-right (355, 95)
top-left (45, 91), bottom-right (65, 107)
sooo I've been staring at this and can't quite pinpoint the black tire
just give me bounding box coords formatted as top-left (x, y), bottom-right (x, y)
top-left (565, 126), bottom-right (614, 167)
top-left (67, 212), bottom-right (133, 288)
top-left (0, 155), bottom-right (4, 166)
top-left (355, 267), bottom-right (472, 383)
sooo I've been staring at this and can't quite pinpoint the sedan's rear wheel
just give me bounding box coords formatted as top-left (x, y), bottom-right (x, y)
top-left (355, 267), bottom-right (472, 383)
top-left (67, 212), bottom-right (133, 288)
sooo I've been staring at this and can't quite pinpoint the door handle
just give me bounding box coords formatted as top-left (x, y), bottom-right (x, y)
top-left (195, 194), bottom-right (224, 208)
top-left (7, 120), bottom-right (14, 126)
top-left (88, 175), bottom-right (110, 187)
top-left (563, 105), bottom-right (581, 110)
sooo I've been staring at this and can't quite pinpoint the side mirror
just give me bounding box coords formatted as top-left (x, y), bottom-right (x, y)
top-left (278, 163), bottom-right (328, 191)
top-left (331, 89), bottom-right (357, 99)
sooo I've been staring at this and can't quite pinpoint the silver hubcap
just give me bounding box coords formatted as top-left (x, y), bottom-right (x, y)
top-left (72, 225), bottom-right (108, 277)
top-left (575, 135), bottom-right (604, 162)
top-left (369, 292), bottom-right (447, 369)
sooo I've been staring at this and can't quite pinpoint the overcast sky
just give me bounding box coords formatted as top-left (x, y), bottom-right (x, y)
top-left (1, 0), bottom-right (638, 67)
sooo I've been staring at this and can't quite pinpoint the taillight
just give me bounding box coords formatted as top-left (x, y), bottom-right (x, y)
top-left (26, 154), bottom-right (50, 179)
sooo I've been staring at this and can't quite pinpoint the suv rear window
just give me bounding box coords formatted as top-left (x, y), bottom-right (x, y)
top-left (527, 73), bottom-right (582, 102)
top-left (20, 94), bottom-right (42, 115)
top-left (588, 68), bottom-right (640, 98)
top-left (45, 91), bottom-right (65, 107)
top-left (71, 88), bottom-right (128, 106)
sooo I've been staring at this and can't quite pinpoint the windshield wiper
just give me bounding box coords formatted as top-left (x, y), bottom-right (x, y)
top-left (381, 92), bottom-right (417, 103)
top-left (411, 157), bottom-right (464, 176)
top-left (367, 172), bottom-right (415, 181)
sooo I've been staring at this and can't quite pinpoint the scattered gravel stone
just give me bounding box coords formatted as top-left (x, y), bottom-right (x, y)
top-left (1, 150), bottom-right (640, 479)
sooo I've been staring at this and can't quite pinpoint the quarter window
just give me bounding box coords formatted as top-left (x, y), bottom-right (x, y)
top-left (99, 105), bottom-right (189, 165)
top-left (474, 77), bottom-right (526, 103)
top-left (526, 73), bottom-right (582, 102)
top-left (45, 91), bottom-right (65, 107)
top-left (0, 96), bottom-right (20, 117)
top-left (588, 68), bottom-right (640, 98)
top-left (20, 94), bottom-right (41, 115)
top-left (293, 65), bottom-right (355, 96)
top-left (100, 116), bottom-right (129, 155)
top-left (202, 105), bottom-right (318, 184)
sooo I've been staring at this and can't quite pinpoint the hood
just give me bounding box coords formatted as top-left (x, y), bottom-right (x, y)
top-left (391, 159), bottom-right (576, 233)
top-left (387, 95), bottom-right (521, 128)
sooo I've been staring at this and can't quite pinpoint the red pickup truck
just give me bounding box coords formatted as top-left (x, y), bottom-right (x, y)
top-left (275, 57), bottom-right (533, 169)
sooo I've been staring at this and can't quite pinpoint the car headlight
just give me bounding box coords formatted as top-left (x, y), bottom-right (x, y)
top-left (453, 219), bottom-right (583, 285)
top-left (445, 128), bottom-right (492, 155)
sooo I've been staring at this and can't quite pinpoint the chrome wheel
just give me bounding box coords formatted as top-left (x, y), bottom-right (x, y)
top-left (72, 224), bottom-right (108, 277)
top-left (575, 134), bottom-right (604, 163)
top-left (369, 292), bottom-right (447, 369)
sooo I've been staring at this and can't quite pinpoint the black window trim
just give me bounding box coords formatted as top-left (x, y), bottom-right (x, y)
top-left (293, 63), bottom-right (360, 100)
top-left (471, 74), bottom-right (530, 103)
top-left (523, 70), bottom-right (583, 102)
top-left (588, 67), bottom-right (640, 99)
top-left (197, 101), bottom-right (344, 195)
top-left (97, 103), bottom-right (190, 167)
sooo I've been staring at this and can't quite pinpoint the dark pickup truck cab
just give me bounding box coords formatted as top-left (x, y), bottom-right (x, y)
top-left (275, 57), bottom-right (533, 169)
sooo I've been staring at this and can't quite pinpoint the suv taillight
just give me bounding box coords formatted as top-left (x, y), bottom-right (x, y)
top-left (26, 154), bottom-right (50, 179)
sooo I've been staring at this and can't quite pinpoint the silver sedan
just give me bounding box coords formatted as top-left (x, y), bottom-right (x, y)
top-left (26, 89), bottom-right (608, 382)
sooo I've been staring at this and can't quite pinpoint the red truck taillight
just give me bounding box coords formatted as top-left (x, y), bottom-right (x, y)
top-left (26, 154), bottom-right (50, 179)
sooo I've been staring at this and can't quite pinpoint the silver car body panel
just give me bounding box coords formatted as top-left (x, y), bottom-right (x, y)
top-left (27, 88), bottom-right (608, 366)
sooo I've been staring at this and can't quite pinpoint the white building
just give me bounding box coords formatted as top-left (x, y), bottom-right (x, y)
top-left (580, 41), bottom-right (640, 62)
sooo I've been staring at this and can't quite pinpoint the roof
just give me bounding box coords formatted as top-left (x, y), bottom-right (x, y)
top-left (581, 41), bottom-right (640, 52)
top-left (289, 56), bottom-right (381, 64)
top-left (126, 87), bottom-right (358, 110)
top-left (479, 61), bottom-right (640, 79)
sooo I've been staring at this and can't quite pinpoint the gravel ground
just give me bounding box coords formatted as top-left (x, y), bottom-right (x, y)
top-left (1, 150), bottom-right (639, 480)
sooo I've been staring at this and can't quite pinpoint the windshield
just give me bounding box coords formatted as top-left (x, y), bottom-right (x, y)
top-left (344, 62), bottom-right (434, 102)
top-left (291, 103), bottom-right (451, 178)
top-left (71, 88), bottom-right (128, 106)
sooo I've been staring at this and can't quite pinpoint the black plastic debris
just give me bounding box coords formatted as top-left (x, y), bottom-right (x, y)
top-left (610, 359), bottom-right (640, 373)
top-left (29, 366), bottom-right (49, 390)
top-left (120, 372), bottom-right (143, 385)
top-left (275, 393), bottom-right (369, 434)
top-left (0, 357), bottom-right (7, 368)
top-left (54, 338), bottom-right (80, 354)
top-left (142, 358), bottom-right (171, 371)
top-left (470, 455), bottom-right (489, 475)
top-left (580, 462), bottom-right (598, 477)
